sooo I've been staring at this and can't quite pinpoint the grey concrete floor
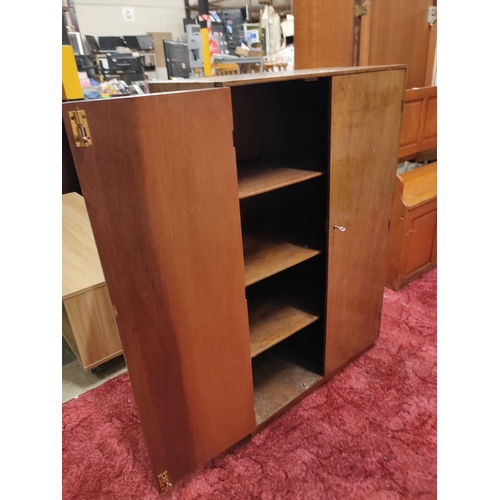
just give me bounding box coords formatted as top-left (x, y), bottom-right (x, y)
top-left (62, 337), bottom-right (127, 404)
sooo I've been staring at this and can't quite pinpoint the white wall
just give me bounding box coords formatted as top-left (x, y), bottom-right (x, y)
top-left (75, 0), bottom-right (186, 40)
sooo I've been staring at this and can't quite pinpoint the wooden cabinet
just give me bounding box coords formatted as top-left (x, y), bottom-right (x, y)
top-left (399, 86), bottom-right (437, 161)
top-left (62, 193), bottom-right (122, 370)
top-left (386, 86), bottom-right (437, 291)
top-left (294, 1), bottom-right (437, 89)
top-left (63, 66), bottom-right (406, 491)
top-left (386, 162), bottom-right (437, 291)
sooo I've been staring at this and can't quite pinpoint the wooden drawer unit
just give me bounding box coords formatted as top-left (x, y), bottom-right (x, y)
top-left (62, 193), bottom-right (122, 370)
top-left (63, 66), bottom-right (406, 491)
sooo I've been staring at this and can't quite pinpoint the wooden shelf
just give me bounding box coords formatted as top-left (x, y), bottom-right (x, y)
top-left (238, 156), bottom-right (323, 199)
top-left (243, 234), bottom-right (321, 286)
top-left (253, 352), bottom-right (322, 425)
top-left (248, 296), bottom-right (320, 358)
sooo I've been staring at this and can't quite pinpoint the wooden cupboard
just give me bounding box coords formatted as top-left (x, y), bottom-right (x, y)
top-left (399, 85), bottom-right (437, 161)
top-left (294, 0), bottom-right (355, 68)
top-left (386, 85), bottom-right (437, 290)
top-left (294, 0), bottom-right (437, 89)
top-left (62, 66), bottom-right (406, 492)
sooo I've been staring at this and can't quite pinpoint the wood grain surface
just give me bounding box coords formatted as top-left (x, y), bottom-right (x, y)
top-left (62, 192), bottom-right (105, 299)
top-left (294, 0), bottom-right (355, 69)
top-left (325, 69), bottom-right (406, 376)
top-left (402, 162), bottom-right (437, 208)
top-left (62, 303), bottom-right (81, 360)
top-left (399, 86), bottom-right (437, 160)
top-left (359, 1), bottom-right (372, 66)
top-left (385, 174), bottom-right (407, 290)
top-left (252, 350), bottom-right (322, 425)
top-left (62, 88), bottom-right (256, 487)
top-left (237, 158), bottom-right (323, 200)
top-left (248, 295), bottom-right (320, 358)
top-left (243, 234), bottom-right (322, 286)
top-left (63, 285), bottom-right (122, 370)
top-left (422, 95), bottom-right (437, 150)
top-left (386, 163), bottom-right (437, 290)
top-left (149, 65), bottom-right (407, 93)
top-left (403, 201), bottom-right (437, 277)
top-left (368, 0), bottom-right (432, 88)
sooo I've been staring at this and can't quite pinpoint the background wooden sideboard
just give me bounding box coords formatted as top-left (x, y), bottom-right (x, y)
top-left (294, 0), bottom-right (437, 89)
top-left (386, 85), bottom-right (437, 290)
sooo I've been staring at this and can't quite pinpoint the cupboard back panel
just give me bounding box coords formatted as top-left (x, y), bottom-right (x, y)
top-left (231, 78), bottom-right (331, 165)
top-left (239, 177), bottom-right (328, 250)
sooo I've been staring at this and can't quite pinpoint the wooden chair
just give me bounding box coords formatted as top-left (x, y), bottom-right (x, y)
top-left (263, 61), bottom-right (288, 72)
top-left (386, 86), bottom-right (437, 290)
top-left (240, 63), bottom-right (262, 74)
top-left (215, 63), bottom-right (239, 76)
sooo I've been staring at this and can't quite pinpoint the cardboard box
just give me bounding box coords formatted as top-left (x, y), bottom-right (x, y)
top-left (235, 46), bottom-right (263, 58)
top-left (146, 32), bottom-right (173, 68)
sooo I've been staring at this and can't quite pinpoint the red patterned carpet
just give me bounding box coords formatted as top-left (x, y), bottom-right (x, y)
top-left (62, 269), bottom-right (437, 499)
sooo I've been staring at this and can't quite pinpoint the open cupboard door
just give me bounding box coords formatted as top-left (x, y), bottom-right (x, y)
top-left (62, 88), bottom-right (256, 491)
top-left (325, 69), bottom-right (406, 376)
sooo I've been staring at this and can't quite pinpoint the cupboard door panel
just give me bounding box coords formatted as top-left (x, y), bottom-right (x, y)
top-left (294, 0), bottom-right (355, 69)
top-left (325, 70), bottom-right (406, 375)
top-left (62, 88), bottom-right (255, 488)
top-left (368, 0), bottom-right (432, 88)
top-left (403, 207), bottom-right (437, 276)
top-left (399, 86), bottom-right (437, 160)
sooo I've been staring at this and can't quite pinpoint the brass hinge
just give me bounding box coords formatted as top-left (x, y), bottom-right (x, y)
top-left (355, 4), bottom-right (368, 17)
top-left (157, 471), bottom-right (172, 492)
top-left (68, 110), bottom-right (92, 147)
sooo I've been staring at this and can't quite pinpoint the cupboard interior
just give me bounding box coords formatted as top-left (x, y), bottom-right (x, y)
top-left (230, 78), bottom-right (331, 426)
top-left (232, 78), bottom-right (331, 200)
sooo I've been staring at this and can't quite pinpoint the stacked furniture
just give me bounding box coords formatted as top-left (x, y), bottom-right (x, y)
top-left (63, 65), bottom-right (406, 491)
top-left (386, 85), bottom-right (437, 290)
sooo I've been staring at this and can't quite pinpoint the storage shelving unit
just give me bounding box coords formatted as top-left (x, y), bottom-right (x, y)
top-left (230, 78), bottom-right (331, 423)
top-left (230, 78), bottom-right (330, 419)
top-left (63, 66), bottom-right (406, 490)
